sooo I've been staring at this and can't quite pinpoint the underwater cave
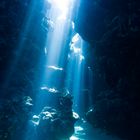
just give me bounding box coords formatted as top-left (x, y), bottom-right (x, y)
top-left (0, 0), bottom-right (140, 140)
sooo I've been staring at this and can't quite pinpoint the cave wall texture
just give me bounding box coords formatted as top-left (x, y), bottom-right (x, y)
top-left (0, 0), bottom-right (140, 140)
top-left (0, 0), bottom-right (47, 98)
top-left (0, 0), bottom-right (48, 139)
top-left (75, 0), bottom-right (140, 139)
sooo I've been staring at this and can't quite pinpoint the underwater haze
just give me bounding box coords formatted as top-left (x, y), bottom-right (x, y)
top-left (0, 0), bottom-right (140, 140)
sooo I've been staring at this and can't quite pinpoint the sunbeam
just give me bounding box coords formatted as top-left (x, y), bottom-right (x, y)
top-left (24, 0), bottom-right (88, 139)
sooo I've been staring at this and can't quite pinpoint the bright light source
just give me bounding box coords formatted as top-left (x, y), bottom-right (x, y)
top-left (54, 0), bottom-right (69, 10)
top-left (48, 0), bottom-right (72, 13)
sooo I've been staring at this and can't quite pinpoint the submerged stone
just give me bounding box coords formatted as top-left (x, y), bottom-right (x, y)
top-left (30, 93), bottom-right (79, 140)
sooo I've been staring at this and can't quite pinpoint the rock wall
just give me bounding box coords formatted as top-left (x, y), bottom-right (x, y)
top-left (0, 0), bottom-right (50, 139)
top-left (75, 0), bottom-right (140, 139)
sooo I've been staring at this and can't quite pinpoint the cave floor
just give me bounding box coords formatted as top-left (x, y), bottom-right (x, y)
top-left (71, 122), bottom-right (122, 140)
